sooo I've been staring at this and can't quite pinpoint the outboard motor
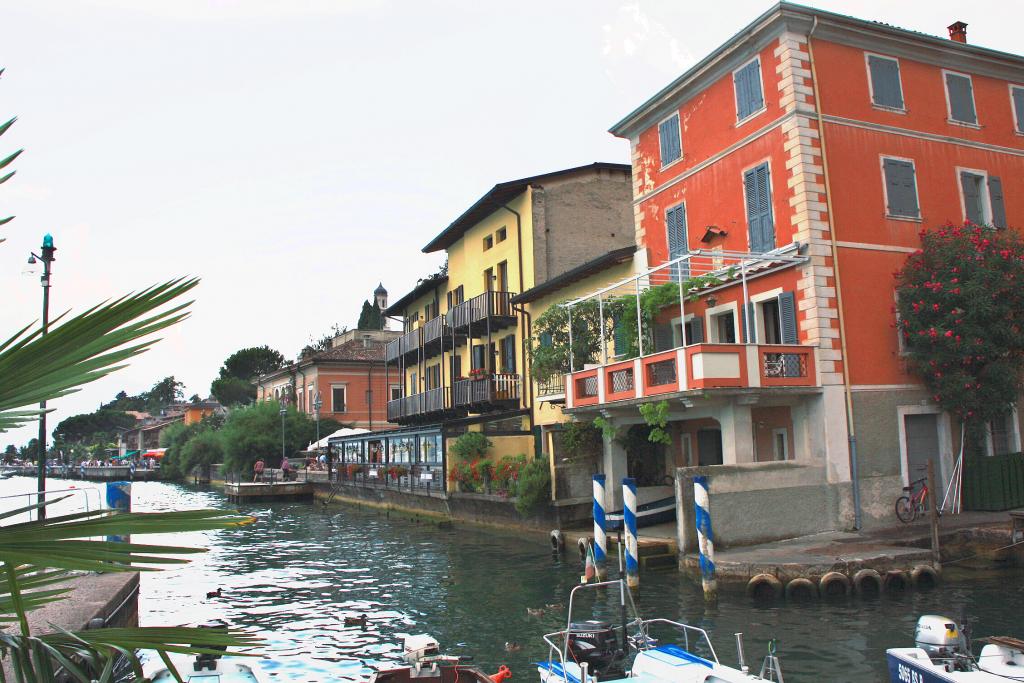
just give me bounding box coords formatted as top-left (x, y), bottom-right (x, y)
top-left (192, 620), bottom-right (229, 672)
top-left (566, 621), bottom-right (623, 681)
top-left (403, 635), bottom-right (441, 664)
top-left (915, 615), bottom-right (968, 662)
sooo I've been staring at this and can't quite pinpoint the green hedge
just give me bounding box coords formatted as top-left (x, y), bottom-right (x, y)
top-left (964, 452), bottom-right (1024, 511)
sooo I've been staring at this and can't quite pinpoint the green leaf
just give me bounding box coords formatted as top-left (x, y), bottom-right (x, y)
top-left (0, 148), bottom-right (23, 171)
top-left (0, 278), bottom-right (199, 432)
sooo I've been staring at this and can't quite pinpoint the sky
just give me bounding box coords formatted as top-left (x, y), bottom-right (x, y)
top-left (1, 0), bottom-right (1020, 448)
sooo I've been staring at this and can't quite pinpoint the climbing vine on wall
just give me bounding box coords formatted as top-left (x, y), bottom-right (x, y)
top-left (531, 270), bottom-right (737, 377)
top-left (638, 400), bottom-right (672, 445)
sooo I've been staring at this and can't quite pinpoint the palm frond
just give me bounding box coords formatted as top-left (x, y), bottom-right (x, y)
top-left (0, 626), bottom-right (260, 683)
top-left (0, 508), bottom-right (254, 575)
top-left (0, 278), bottom-right (199, 432)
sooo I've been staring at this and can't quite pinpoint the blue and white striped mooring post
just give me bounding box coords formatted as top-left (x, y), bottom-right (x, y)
top-left (693, 476), bottom-right (717, 602)
top-left (104, 481), bottom-right (131, 544)
top-left (623, 477), bottom-right (639, 588)
top-left (592, 474), bottom-right (607, 580)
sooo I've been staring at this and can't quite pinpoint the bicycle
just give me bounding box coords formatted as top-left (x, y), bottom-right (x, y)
top-left (895, 476), bottom-right (929, 523)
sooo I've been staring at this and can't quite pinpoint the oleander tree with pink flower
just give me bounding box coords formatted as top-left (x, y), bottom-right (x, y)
top-left (894, 223), bottom-right (1024, 459)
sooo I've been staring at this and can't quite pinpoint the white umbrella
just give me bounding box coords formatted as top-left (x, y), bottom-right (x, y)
top-left (307, 427), bottom-right (369, 451)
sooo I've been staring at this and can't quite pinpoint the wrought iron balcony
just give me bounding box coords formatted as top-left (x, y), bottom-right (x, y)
top-left (452, 373), bottom-right (521, 412)
top-left (447, 291), bottom-right (517, 337)
top-left (386, 387), bottom-right (450, 424)
top-left (385, 327), bottom-right (422, 364)
top-left (536, 374), bottom-right (566, 402)
top-left (567, 344), bottom-right (817, 409)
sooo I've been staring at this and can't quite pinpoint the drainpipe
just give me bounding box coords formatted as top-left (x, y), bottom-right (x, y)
top-left (367, 359), bottom-right (374, 432)
top-left (501, 202), bottom-right (534, 427)
top-left (808, 17), bottom-right (862, 530)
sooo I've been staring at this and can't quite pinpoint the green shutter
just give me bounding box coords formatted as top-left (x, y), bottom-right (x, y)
top-left (659, 115), bottom-right (681, 165)
top-left (883, 158), bottom-right (919, 218)
top-left (988, 176), bottom-right (1007, 229)
top-left (961, 171), bottom-right (985, 224)
top-left (689, 317), bottom-right (704, 344)
top-left (1013, 87), bottom-right (1024, 133)
top-left (735, 60), bottom-right (764, 120)
top-left (945, 73), bottom-right (977, 124)
top-left (654, 323), bottom-right (674, 352)
top-left (744, 163), bottom-right (774, 252)
top-left (868, 56), bottom-right (903, 109)
top-left (612, 316), bottom-right (625, 357)
top-left (778, 291), bottom-right (798, 344)
top-left (666, 204), bottom-right (689, 280)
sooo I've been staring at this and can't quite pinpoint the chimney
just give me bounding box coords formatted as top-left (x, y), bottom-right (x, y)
top-left (948, 21), bottom-right (967, 43)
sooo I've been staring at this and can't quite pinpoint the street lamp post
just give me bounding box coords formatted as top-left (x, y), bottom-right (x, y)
top-left (313, 392), bottom-right (323, 453)
top-left (279, 401), bottom-right (287, 469)
top-left (28, 234), bottom-right (56, 518)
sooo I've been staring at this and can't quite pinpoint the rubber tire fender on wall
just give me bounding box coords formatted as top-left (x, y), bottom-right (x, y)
top-left (746, 573), bottom-right (783, 600)
top-left (910, 565), bottom-right (940, 590)
top-left (784, 577), bottom-right (818, 601)
top-left (818, 571), bottom-right (851, 597)
top-left (852, 568), bottom-right (883, 595)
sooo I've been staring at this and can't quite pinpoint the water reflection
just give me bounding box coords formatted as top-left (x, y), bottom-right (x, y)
top-left (2, 477), bottom-right (1021, 682)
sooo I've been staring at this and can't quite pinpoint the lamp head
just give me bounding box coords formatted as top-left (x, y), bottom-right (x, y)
top-left (26, 254), bottom-right (36, 265)
top-left (42, 234), bottom-right (53, 249)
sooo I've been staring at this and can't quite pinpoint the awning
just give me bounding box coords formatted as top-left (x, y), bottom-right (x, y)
top-left (308, 428), bottom-right (369, 451)
top-left (141, 449), bottom-right (166, 459)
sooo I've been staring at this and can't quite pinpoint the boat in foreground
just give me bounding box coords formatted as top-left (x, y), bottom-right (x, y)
top-left (537, 579), bottom-right (784, 683)
top-left (886, 615), bottom-right (1024, 682)
top-left (142, 621), bottom-right (266, 683)
top-left (370, 635), bottom-right (507, 683)
top-left (146, 653), bottom-right (265, 683)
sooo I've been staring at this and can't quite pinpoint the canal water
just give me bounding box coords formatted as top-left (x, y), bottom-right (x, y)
top-left (3, 476), bottom-right (1023, 682)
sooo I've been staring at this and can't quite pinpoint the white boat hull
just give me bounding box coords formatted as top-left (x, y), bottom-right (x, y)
top-left (146, 655), bottom-right (266, 682)
top-left (887, 646), bottom-right (1024, 682)
top-left (539, 644), bottom-right (768, 683)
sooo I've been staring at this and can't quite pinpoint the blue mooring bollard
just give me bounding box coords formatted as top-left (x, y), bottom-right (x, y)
top-left (105, 481), bottom-right (131, 544)
top-left (623, 477), bottom-right (639, 588)
top-left (592, 474), bottom-right (607, 579)
top-left (693, 475), bottom-right (717, 602)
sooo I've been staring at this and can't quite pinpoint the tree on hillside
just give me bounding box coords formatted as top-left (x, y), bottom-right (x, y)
top-left (147, 376), bottom-right (185, 409)
top-left (222, 345), bottom-right (285, 379)
top-left (357, 300), bottom-right (384, 330)
top-left (299, 323), bottom-right (347, 358)
top-left (210, 345), bottom-right (285, 406)
top-left (219, 401), bottom-right (347, 473)
top-left (895, 224), bottom-right (1024, 465)
top-left (53, 409), bottom-right (136, 445)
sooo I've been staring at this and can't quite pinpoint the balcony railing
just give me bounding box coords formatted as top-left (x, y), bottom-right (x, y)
top-left (385, 327), bottom-right (423, 364)
top-left (566, 344), bottom-right (817, 409)
top-left (453, 373), bottom-right (521, 411)
top-left (387, 387), bottom-right (450, 423)
top-left (537, 374), bottom-right (566, 401)
top-left (448, 291), bottom-right (517, 336)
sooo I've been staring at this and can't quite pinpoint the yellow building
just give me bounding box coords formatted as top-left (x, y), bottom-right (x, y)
top-left (383, 163), bottom-right (633, 467)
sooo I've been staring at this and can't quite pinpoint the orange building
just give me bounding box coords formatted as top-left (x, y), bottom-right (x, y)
top-left (256, 327), bottom-right (402, 432)
top-left (557, 4), bottom-right (1023, 544)
top-left (183, 400), bottom-right (225, 426)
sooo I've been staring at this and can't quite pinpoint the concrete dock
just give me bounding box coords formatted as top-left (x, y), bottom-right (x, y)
top-left (224, 481), bottom-right (313, 502)
top-left (2, 572), bottom-right (139, 680)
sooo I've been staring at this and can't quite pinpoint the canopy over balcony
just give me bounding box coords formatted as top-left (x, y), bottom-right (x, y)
top-left (555, 245), bottom-right (817, 407)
